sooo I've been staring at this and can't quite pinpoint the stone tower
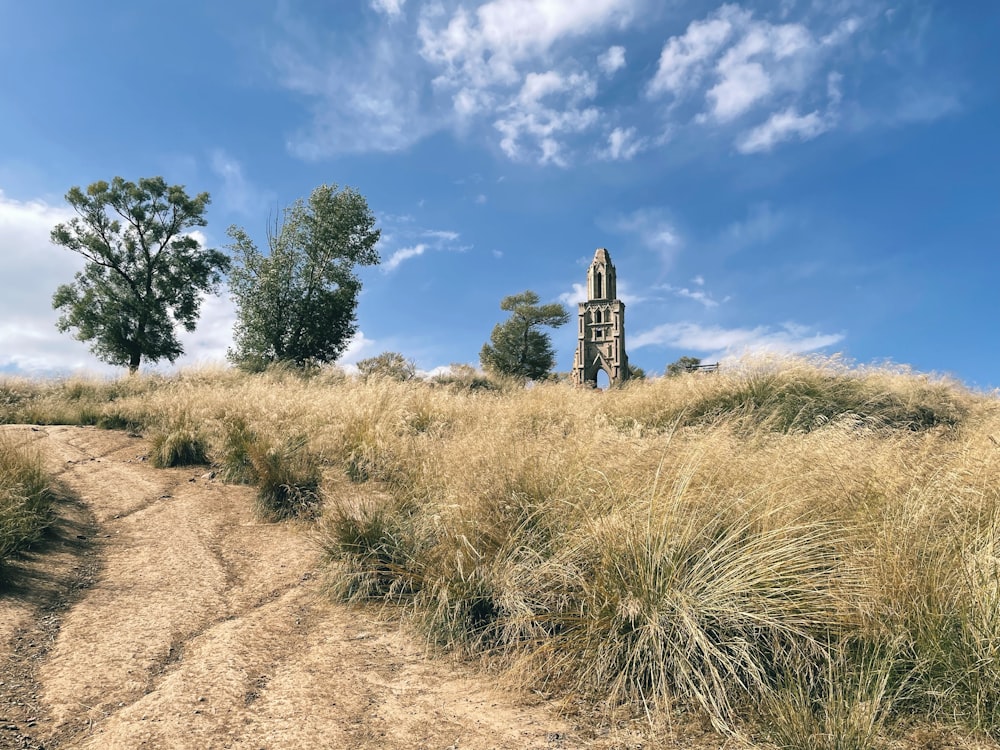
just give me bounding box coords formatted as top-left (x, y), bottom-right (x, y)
top-left (572, 248), bottom-right (630, 387)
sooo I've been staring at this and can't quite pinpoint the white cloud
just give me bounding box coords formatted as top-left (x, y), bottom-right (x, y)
top-left (494, 70), bottom-right (600, 165)
top-left (0, 190), bottom-right (99, 373)
top-left (614, 209), bottom-right (682, 267)
top-left (647, 5), bottom-right (745, 97)
top-left (558, 282), bottom-right (587, 306)
top-left (705, 19), bottom-right (813, 122)
top-left (339, 331), bottom-right (378, 370)
top-left (630, 321), bottom-right (844, 356)
top-left (209, 150), bottom-right (274, 216)
top-left (647, 4), bottom-right (863, 152)
top-left (736, 107), bottom-right (828, 152)
top-left (380, 218), bottom-right (465, 273)
top-left (418, 0), bottom-right (638, 164)
top-left (419, 0), bottom-right (637, 88)
top-left (599, 126), bottom-right (645, 160)
top-left (664, 285), bottom-right (722, 308)
top-left (371, 0), bottom-right (406, 19)
top-left (383, 243), bottom-right (428, 272)
top-left (423, 229), bottom-right (460, 241)
top-left (598, 45), bottom-right (626, 76)
top-left (174, 293), bottom-right (237, 368)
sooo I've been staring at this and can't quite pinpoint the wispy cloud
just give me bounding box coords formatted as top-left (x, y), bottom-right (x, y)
top-left (272, 12), bottom-right (440, 157)
top-left (613, 208), bottom-right (682, 267)
top-left (371, 0), bottom-right (406, 20)
top-left (598, 126), bottom-right (645, 160)
top-left (379, 218), bottom-right (465, 273)
top-left (736, 107), bottom-right (828, 153)
top-left (269, 1), bottom-right (959, 163)
top-left (661, 284), bottom-right (725, 308)
top-left (209, 150), bottom-right (274, 215)
top-left (384, 243), bottom-right (428, 272)
top-left (631, 320), bottom-right (844, 357)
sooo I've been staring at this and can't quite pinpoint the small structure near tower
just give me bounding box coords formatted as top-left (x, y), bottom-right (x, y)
top-left (572, 248), bottom-right (630, 387)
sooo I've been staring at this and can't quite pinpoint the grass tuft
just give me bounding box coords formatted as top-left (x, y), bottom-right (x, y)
top-left (0, 435), bottom-right (54, 571)
top-left (149, 426), bottom-right (210, 468)
top-left (247, 434), bottom-right (322, 522)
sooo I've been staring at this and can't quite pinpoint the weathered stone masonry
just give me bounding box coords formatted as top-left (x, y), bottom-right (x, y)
top-left (572, 248), bottom-right (630, 387)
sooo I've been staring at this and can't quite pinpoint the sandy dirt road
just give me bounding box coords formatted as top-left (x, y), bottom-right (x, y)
top-left (0, 425), bottom-right (659, 750)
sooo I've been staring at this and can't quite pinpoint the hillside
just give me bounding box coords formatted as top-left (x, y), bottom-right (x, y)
top-left (2, 357), bottom-right (1000, 748)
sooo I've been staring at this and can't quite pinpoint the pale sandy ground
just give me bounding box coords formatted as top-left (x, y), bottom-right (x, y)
top-left (0, 425), bottom-right (720, 750)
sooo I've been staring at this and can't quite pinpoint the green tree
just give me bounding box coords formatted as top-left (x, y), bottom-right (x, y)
top-left (51, 176), bottom-right (227, 373)
top-left (227, 184), bottom-right (380, 370)
top-left (480, 291), bottom-right (569, 381)
top-left (628, 363), bottom-right (647, 380)
top-left (666, 356), bottom-right (702, 376)
top-left (356, 351), bottom-right (416, 381)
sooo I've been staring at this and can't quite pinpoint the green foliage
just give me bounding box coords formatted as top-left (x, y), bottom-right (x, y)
top-left (357, 351), bottom-right (416, 381)
top-left (479, 290), bottom-right (570, 381)
top-left (627, 363), bottom-right (646, 380)
top-left (666, 355), bottom-right (702, 376)
top-left (227, 184), bottom-right (380, 369)
top-left (0, 436), bottom-right (53, 570)
top-left (50, 176), bottom-right (228, 373)
top-left (149, 426), bottom-right (209, 468)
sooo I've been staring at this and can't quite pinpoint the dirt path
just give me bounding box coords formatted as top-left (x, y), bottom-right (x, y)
top-left (0, 426), bottom-right (653, 750)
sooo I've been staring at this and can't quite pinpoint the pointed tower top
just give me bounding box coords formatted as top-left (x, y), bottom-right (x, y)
top-left (586, 247), bottom-right (617, 301)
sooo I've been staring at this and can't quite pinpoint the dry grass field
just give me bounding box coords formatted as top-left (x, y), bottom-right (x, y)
top-left (3, 355), bottom-right (1000, 748)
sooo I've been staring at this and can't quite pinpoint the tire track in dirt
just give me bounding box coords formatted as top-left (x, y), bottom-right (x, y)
top-left (2, 427), bottom-right (642, 750)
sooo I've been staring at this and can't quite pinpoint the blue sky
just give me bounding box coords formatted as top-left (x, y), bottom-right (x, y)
top-left (1, 1), bottom-right (997, 385)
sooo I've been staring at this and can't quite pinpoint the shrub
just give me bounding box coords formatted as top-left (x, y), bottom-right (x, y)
top-left (356, 351), bottom-right (417, 382)
top-left (149, 426), bottom-right (209, 468)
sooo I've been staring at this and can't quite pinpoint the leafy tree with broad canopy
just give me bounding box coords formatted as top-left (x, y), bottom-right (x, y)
top-left (480, 291), bottom-right (570, 381)
top-left (51, 176), bottom-right (228, 373)
top-left (226, 184), bottom-right (380, 370)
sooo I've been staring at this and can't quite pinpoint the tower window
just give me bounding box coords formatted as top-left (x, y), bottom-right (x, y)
top-left (594, 271), bottom-right (603, 299)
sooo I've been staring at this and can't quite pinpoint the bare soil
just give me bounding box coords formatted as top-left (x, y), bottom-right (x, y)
top-left (0, 426), bottom-right (687, 750)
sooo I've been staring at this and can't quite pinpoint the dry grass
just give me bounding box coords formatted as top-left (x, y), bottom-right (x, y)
top-left (3, 356), bottom-right (1000, 744)
top-left (0, 434), bottom-right (54, 572)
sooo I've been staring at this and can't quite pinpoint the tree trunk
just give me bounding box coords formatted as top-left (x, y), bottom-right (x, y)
top-left (128, 350), bottom-right (141, 374)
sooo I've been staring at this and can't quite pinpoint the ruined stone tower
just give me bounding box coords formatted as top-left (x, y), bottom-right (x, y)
top-left (572, 248), bottom-right (630, 387)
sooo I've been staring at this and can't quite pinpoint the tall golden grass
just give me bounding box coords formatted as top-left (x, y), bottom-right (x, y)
top-left (3, 356), bottom-right (999, 744)
top-left (0, 433), bottom-right (54, 572)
